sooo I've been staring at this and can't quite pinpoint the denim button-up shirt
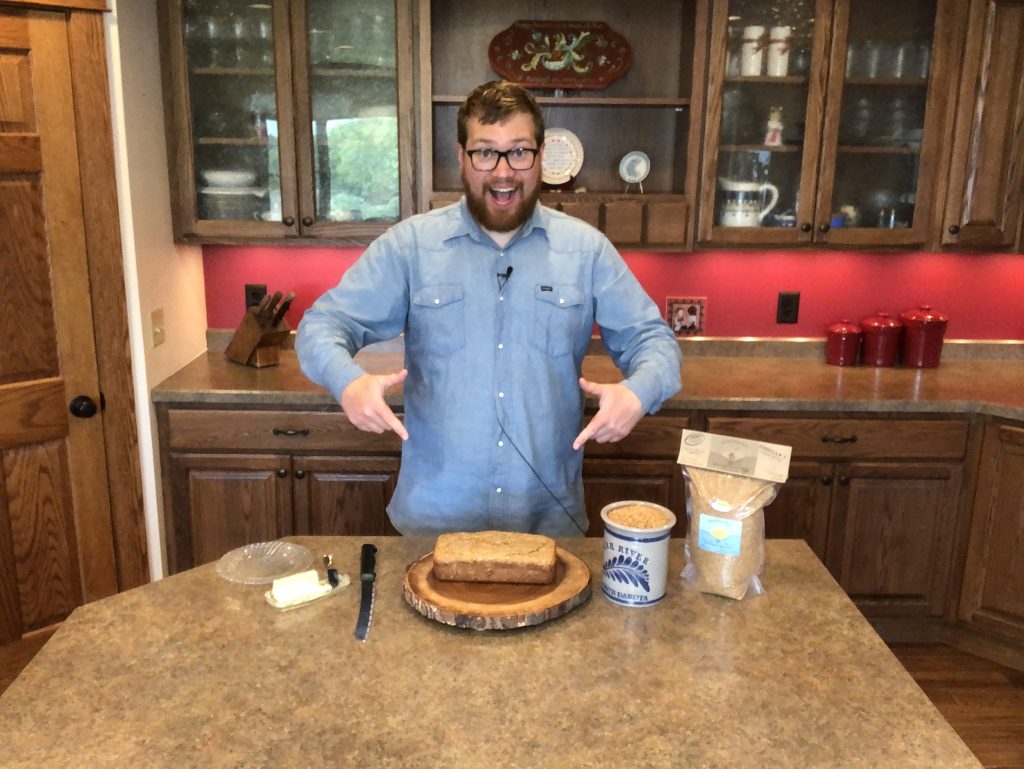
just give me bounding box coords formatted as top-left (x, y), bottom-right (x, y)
top-left (296, 199), bottom-right (682, 536)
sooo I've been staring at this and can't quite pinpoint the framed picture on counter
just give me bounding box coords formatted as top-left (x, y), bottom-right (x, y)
top-left (667, 296), bottom-right (706, 337)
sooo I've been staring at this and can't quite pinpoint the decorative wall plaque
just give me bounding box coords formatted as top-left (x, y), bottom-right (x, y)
top-left (488, 21), bottom-right (632, 90)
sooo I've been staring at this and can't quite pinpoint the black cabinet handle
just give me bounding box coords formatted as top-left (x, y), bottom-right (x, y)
top-left (273, 428), bottom-right (310, 436)
top-left (294, 469), bottom-right (306, 479)
top-left (821, 476), bottom-right (833, 486)
top-left (283, 216), bottom-right (295, 227)
top-left (800, 222), bottom-right (812, 233)
top-left (302, 216), bottom-right (314, 227)
top-left (818, 222), bottom-right (830, 233)
top-left (69, 395), bottom-right (98, 418)
top-left (276, 468), bottom-right (288, 478)
top-left (948, 224), bottom-right (960, 235)
top-left (839, 476), bottom-right (851, 486)
top-left (820, 435), bottom-right (858, 444)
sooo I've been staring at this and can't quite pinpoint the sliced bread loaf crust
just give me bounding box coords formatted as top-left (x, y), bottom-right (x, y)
top-left (433, 531), bottom-right (557, 584)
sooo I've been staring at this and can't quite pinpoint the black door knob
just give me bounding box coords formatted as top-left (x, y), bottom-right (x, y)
top-left (302, 216), bottom-right (314, 227)
top-left (276, 468), bottom-right (288, 479)
top-left (283, 216), bottom-right (295, 227)
top-left (800, 222), bottom-right (812, 233)
top-left (68, 395), bottom-right (98, 418)
top-left (949, 224), bottom-right (961, 235)
top-left (821, 476), bottom-right (833, 486)
top-left (818, 222), bottom-right (830, 233)
top-left (294, 469), bottom-right (306, 479)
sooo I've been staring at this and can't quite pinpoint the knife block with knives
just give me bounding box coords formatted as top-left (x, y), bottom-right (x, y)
top-left (224, 290), bottom-right (295, 367)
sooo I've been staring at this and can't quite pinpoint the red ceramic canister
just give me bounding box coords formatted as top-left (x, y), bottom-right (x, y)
top-left (825, 319), bottom-right (862, 366)
top-left (860, 311), bottom-right (902, 367)
top-left (899, 305), bottom-right (949, 368)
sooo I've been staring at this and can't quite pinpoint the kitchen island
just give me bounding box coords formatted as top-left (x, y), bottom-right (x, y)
top-left (0, 537), bottom-right (983, 768)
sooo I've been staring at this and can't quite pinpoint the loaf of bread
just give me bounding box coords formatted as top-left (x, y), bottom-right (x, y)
top-left (433, 531), bottom-right (557, 585)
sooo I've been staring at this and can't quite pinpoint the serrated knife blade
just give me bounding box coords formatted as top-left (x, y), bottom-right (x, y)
top-left (354, 543), bottom-right (377, 641)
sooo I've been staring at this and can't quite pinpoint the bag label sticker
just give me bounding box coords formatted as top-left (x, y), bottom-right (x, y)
top-left (678, 429), bottom-right (791, 483)
top-left (697, 514), bottom-right (743, 556)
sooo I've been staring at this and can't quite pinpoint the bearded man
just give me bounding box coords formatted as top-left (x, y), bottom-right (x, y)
top-left (296, 80), bottom-right (681, 536)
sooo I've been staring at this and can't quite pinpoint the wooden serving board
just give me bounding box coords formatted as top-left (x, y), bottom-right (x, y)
top-left (403, 547), bottom-right (591, 630)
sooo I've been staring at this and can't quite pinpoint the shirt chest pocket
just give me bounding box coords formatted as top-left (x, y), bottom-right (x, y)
top-left (531, 284), bottom-right (586, 358)
top-left (409, 284), bottom-right (466, 356)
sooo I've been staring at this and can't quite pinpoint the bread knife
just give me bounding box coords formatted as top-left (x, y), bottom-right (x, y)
top-left (354, 543), bottom-right (377, 641)
top-left (271, 291), bottom-right (295, 327)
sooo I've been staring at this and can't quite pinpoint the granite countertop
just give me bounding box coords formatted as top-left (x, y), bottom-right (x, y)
top-left (0, 538), bottom-right (982, 769)
top-left (152, 340), bottom-right (1024, 420)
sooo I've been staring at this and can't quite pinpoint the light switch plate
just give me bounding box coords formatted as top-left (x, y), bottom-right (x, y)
top-left (151, 307), bottom-right (166, 347)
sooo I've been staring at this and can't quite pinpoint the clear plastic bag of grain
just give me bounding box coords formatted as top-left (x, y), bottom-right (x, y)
top-left (680, 466), bottom-right (780, 600)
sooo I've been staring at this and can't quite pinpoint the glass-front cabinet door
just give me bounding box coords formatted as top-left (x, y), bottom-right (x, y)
top-left (161, 0), bottom-right (412, 243)
top-left (698, 0), bottom-right (957, 247)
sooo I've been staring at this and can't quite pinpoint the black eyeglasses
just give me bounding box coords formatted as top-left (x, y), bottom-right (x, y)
top-left (465, 147), bottom-right (540, 172)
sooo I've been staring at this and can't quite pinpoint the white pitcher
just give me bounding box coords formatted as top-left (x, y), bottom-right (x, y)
top-left (718, 178), bottom-right (780, 227)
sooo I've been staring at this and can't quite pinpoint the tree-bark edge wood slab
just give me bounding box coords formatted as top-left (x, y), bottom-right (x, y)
top-left (403, 547), bottom-right (591, 630)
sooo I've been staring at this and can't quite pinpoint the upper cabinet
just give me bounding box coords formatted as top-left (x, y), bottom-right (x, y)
top-left (697, 0), bottom-right (961, 248)
top-left (159, 0), bottom-right (415, 244)
top-left (939, 0), bottom-right (1024, 251)
top-left (416, 0), bottom-right (708, 250)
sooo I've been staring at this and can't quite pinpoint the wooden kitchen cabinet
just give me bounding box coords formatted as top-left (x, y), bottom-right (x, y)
top-left (158, 405), bottom-right (402, 573)
top-left (582, 414), bottom-right (692, 536)
top-left (158, 0), bottom-right (415, 244)
top-left (417, 0), bottom-right (708, 249)
top-left (958, 420), bottom-right (1024, 644)
top-left (697, 0), bottom-right (961, 247)
top-left (706, 415), bottom-right (969, 617)
top-left (938, 0), bottom-right (1024, 250)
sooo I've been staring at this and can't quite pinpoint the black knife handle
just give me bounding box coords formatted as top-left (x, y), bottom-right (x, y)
top-left (360, 543), bottom-right (377, 580)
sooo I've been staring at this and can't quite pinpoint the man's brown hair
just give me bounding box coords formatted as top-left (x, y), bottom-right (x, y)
top-left (457, 80), bottom-right (545, 148)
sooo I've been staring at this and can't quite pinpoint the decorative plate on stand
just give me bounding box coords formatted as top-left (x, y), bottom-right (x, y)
top-left (542, 127), bottom-right (584, 186)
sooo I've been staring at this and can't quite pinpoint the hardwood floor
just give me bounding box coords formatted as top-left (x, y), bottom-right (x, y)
top-left (890, 643), bottom-right (1024, 769)
top-left (0, 635), bottom-right (1021, 766)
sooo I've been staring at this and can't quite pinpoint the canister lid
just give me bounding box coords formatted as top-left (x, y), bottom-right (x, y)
top-left (860, 311), bottom-right (902, 332)
top-left (899, 305), bottom-right (948, 328)
top-left (826, 318), bottom-right (862, 336)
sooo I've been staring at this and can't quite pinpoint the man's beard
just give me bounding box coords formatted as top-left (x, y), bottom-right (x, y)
top-left (461, 171), bottom-right (540, 233)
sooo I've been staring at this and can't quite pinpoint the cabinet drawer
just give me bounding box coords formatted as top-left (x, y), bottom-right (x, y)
top-left (583, 415), bottom-right (691, 458)
top-left (705, 417), bottom-right (969, 460)
top-left (167, 409), bottom-right (402, 453)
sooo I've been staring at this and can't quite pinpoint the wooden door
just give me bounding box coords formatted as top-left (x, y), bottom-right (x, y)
top-left (763, 460), bottom-right (832, 563)
top-left (959, 422), bottom-right (1024, 642)
top-left (826, 461), bottom-right (962, 617)
top-left (166, 453), bottom-right (293, 572)
top-left (0, 8), bottom-right (120, 643)
top-left (940, 0), bottom-right (1024, 249)
top-left (292, 455), bottom-right (399, 536)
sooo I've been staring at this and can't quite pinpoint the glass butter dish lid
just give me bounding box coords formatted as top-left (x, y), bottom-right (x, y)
top-left (216, 541), bottom-right (313, 585)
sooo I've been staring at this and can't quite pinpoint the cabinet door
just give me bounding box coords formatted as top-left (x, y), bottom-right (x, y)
top-left (698, 0), bottom-right (833, 245)
top-left (160, 0), bottom-right (300, 239)
top-left (293, 455), bottom-right (399, 536)
top-left (167, 453), bottom-right (293, 572)
top-left (582, 459), bottom-right (686, 538)
top-left (763, 461), bottom-right (832, 562)
top-left (814, 0), bottom-right (959, 247)
top-left (940, 0), bottom-right (1024, 249)
top-left (289, 0), bottom-right (414, 241)
top-left (959, 423), bottom-right (1024, 642)
top-left (826, 461), bottom-right (962, 617)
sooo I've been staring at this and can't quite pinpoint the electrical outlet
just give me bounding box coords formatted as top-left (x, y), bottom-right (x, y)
top-left (777, 291), bottom-right (800, 324)
top-left (151, 308), bottom-right (166, 347)
top-left (245, 283), bottom-right (268, 308)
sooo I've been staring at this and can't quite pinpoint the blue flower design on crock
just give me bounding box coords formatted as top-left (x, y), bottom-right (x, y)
top-left (603, 554), bottom-right (651, 592)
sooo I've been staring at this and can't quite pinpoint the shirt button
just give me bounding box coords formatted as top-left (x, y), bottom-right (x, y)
top-left (498, 391), bottom-right (505, 398)
top-left (496, 487), bottom-right (502, 494)
top-left (498, 440), bottom-right (504, 447)
top-left (434, 298), bottom-right (440, 305)
top-left (559, 297), bottom-right (565, 305)
top-left (497, 343), bottom-right (504, 350)
top-left (499, 296), bottom-right (504, 302)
